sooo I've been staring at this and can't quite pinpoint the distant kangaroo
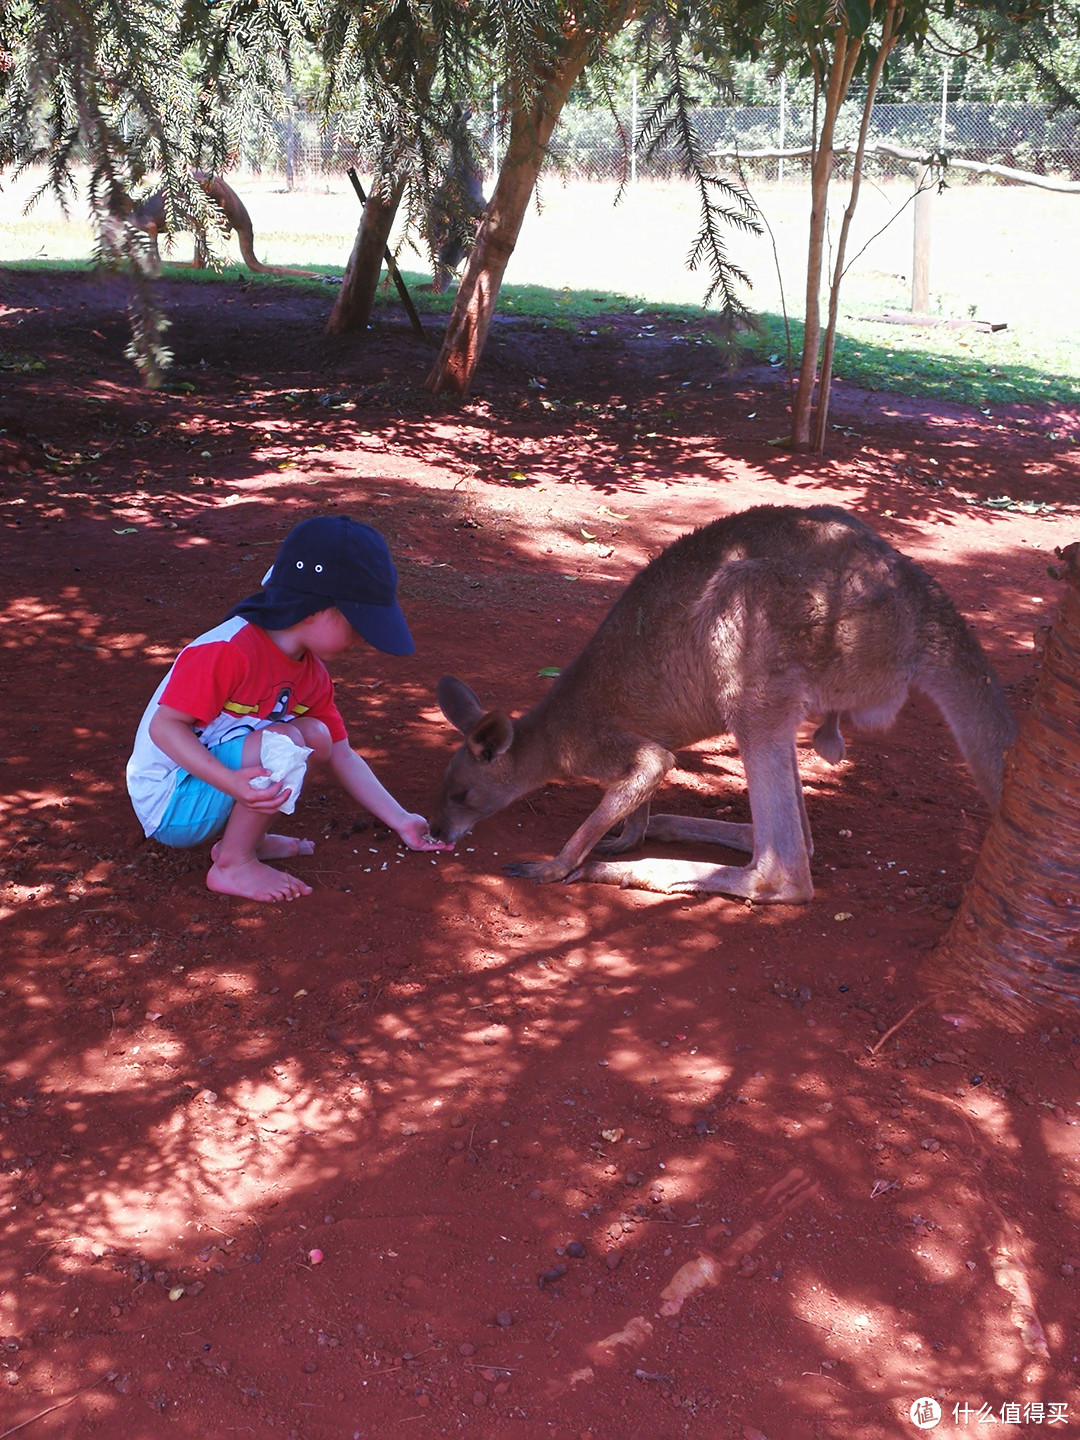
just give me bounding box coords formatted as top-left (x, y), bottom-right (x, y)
top-left (130, 173), bottom-right (325, 278)
top-left (431, 504), bottom-right (1016, 903)
top-left (425, 107), bottom-right (486, 293)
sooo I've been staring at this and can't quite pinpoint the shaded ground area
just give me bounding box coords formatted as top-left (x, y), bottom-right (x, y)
top-left (2, 269), bottom-right (1079, 1440)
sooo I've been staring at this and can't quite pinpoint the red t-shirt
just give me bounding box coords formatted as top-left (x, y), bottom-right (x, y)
top-left (160, 618), bottom-right (347, 740)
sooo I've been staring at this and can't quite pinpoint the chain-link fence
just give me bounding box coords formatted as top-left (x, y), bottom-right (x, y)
top-left (238, 98), bottom-right (1080, 186)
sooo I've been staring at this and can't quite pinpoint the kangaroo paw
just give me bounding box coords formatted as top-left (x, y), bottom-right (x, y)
top-left (503, 859), bottom-right (573, 885)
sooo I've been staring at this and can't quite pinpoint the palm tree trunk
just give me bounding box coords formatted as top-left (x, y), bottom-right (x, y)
top-left (325, 175), bottom-right (407, 337)
top-left (932, 541), bottom-right (1080, 1027)
top-left (424, 38), bottom-right (595, 396)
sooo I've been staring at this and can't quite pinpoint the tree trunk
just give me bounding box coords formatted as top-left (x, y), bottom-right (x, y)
top-left (424, 38), bottom-right (594, 396)
top-left (789, 30), bottom-right (859, 451)
top-left (325, 176), bottom-right (407, 337)
top-left (811, 3), bottom-right (898, 453)
top-left (930, 541), bottom-right (1080, 1028)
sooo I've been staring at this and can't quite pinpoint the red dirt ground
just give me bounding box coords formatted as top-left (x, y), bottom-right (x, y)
top-left (2, 269), bottom-right (1079, 1440)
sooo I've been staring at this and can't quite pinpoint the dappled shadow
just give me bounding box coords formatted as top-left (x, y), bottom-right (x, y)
top-left (1, 269), bottom-right (1078, 1438)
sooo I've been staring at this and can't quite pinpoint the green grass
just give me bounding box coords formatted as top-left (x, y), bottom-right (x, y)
top-left (749, 311), bottom-right (1080, 410)
top-left (4, 255), bottom-right (1080, 410)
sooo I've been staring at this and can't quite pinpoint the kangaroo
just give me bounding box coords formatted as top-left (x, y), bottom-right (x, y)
top-left (130, 173), bottom-right (326, 278)
top-left (424, 107), bottom-right (487, 294)
top-left (431, 504), bottom-right (1016, 903)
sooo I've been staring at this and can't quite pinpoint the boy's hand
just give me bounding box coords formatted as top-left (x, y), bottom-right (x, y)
top-left (232, 766), bottom-right (290, 813)
top-left (396, 813), bottom-right (454, 852)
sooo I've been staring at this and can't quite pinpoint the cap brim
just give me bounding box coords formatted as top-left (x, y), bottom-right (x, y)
top-left (227, 587), bottom-right (326, 631)
top-left (339, 598), bottom-right (415, 656)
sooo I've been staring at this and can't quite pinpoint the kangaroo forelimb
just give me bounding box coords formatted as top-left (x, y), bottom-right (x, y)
top-left (504, 744), bottom-right (674, 883)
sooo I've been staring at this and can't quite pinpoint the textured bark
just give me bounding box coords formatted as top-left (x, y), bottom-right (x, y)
top-left (931, 542), bottom-right (1080, 1026)
top-left (325, 177), bottom-right (407, 337)
top-left (424, 34), bottom-right (596, 396)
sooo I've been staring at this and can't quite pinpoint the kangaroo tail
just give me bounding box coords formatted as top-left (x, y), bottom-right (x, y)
top-left (913, 583), bottom-right (1017, 808)
top-left (217, 184), bottom-right (327, 279)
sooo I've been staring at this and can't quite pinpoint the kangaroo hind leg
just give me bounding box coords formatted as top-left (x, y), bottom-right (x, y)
top-left (643, 813), bottom-right (754, 854)
top-left (580, 733), bottom-right (813, 903)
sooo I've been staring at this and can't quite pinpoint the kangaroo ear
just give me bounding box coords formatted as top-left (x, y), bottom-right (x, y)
top-left (437, 675), bottom-right (485, 734)
top-left (467, 711), bottom-right (514, 764)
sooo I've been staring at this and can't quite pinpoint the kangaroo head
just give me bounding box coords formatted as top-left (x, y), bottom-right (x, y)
top-left (430, 675), bottom-right (525, 843)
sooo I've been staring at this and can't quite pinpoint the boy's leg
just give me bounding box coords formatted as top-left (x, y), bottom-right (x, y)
top-left (206, 720), bottom-right (330, 903)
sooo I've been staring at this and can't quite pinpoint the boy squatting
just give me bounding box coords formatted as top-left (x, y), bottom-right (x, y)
top-left (126, 515), bottom-right (451, 903)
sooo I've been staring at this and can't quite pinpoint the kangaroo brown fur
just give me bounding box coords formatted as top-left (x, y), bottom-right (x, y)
top-left (431, 504), bottom-right (1016, 903)
top-left (130, 173), bottom-right (327, 278)
top-left (424, 107), bottom-right (487, 294)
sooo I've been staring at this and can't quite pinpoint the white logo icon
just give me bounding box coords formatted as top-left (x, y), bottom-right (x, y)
top-left (909, 1397), bottom-right (942, 1429)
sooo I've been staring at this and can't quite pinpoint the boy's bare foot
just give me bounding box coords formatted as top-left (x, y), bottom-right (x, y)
top-left (206, 858), bottom-right (313, 903)
top-left (212, 834), bottom-right (315, 863)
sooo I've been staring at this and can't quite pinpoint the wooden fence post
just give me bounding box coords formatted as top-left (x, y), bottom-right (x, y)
top-left (911, 165), bottom-right (933, 314)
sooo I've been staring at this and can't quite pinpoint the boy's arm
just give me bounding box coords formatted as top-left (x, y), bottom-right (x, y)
top-left (329, 738), bottom-right (451, 851)
top-left (149, 705), bottom-right (289, 814)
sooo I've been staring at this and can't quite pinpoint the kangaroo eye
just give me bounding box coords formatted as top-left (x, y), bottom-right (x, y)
top-left (451, 791), bottom-right (469, 805)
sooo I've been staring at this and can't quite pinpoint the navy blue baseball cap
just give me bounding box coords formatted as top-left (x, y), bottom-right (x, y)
top-left (227, 515), bottom-right (415, 656)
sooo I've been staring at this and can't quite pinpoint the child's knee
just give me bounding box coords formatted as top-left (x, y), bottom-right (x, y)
top-left (294, 718), bottom-right (333, 762)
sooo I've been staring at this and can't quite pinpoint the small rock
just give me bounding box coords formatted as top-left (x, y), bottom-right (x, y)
top-left (473, 1390), bottom-right (488, 1406)
top-left (302, 1360), bottom-right (318, 1374)
top-left (1061, 1262), bottom-right (1075, 1277)
top-left (494, 1311), bottom-right (513, 1327)
top-left (566, 1241), bottom-right (586, 1259)
top-left (458, 1342), bottom-right (476, 1356)
top-left (605, 1251), bottom-right (622, 1271)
